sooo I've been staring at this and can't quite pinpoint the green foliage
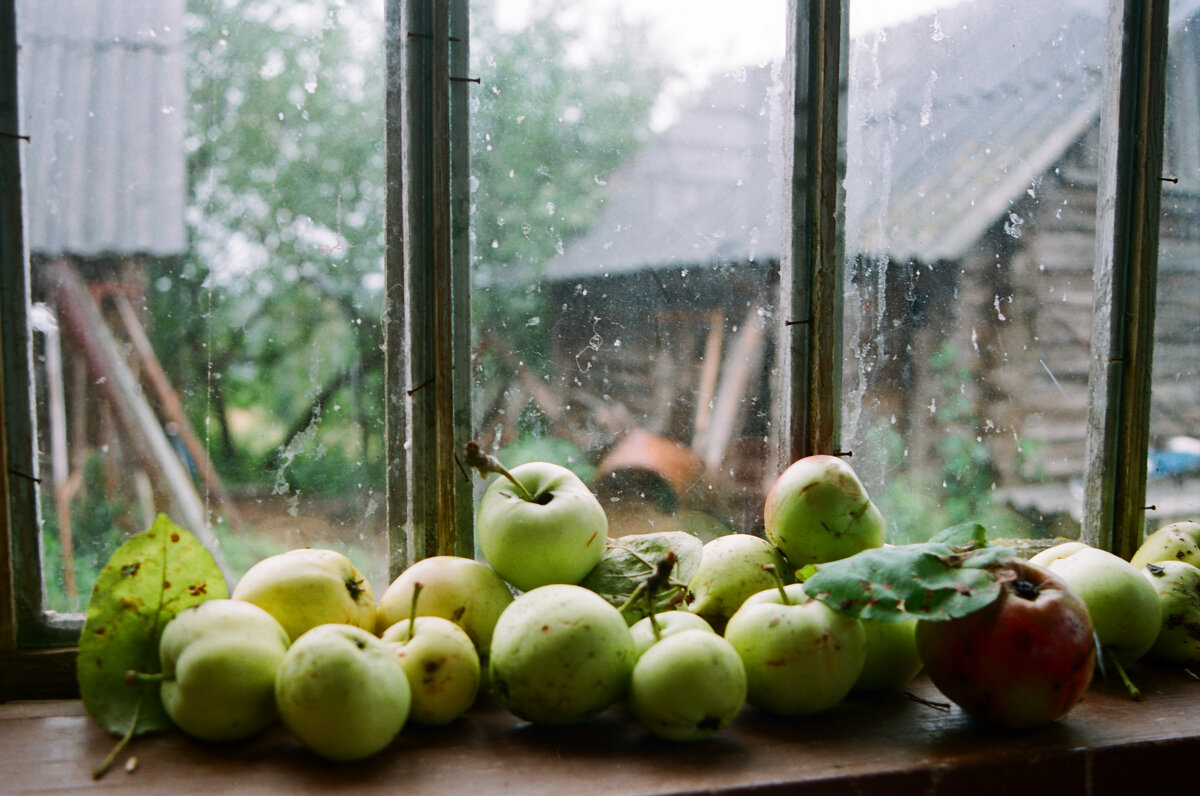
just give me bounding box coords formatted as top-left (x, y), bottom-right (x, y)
top-left (77, 516), bottom-right (227, 747)
top-left (144, 0), bottom-right (669, 506)
top-left (580, 531), bottom-right (704, 623)
top-left (156, 0), bottom-right (386, 491)
top-left (869, 341), bottom-right (1039, 544)
top-left (41, 455), bottom-right (139, 614)
top-left (804, 523), bottom-right (1016, 623)
top-left (498, 433), bottom-right (596, 484)
top-left (470, 1), bottom-right (669, 370)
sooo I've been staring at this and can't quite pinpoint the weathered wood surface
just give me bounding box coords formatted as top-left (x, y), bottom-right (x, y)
top-left (4, 666), bottom-right (1200, 795)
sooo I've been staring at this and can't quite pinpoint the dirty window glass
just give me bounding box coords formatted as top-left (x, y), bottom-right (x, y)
top-left (470, 0), bottom-right (786, 541)
top-left (1146, 4), bottom-right (1200, 526)
top-left (22, 0), bottom-right (388, 613)
top-left (842, 0), bottom-right (1107, 544)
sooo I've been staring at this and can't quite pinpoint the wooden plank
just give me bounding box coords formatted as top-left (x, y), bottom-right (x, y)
top-left (45, 262), bottom-right (231, 580)
top-left (4, 667), bottom-right (1200, 794)
top-left (1, 0), bottom-right (38, 654)
top-left (1083, 0), bottom-right (1171, 558)
top-left (692, 311), bottom-right (726, 449)
top-left (448, 0), bottom-right (474, 559)
top-left (111, 293), bottom-right (247, 538)
top-left (395, 0), bottom-right (473, 567)
top-left (700, 307), bottom-right (768, 471)
top-left (383, 0), bottom-right (411, 580)
top-left (0, 647), bottom-right (77, 702)
top-left (778, 0), bottom-right (847, 466)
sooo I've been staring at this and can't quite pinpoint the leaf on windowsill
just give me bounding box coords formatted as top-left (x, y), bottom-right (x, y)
top-left (76, 513), bottom-right (228, 778)
top-left (803, 522), bottom-right (1016, 623)
top-left (580, 531), bottom-right (703, 622)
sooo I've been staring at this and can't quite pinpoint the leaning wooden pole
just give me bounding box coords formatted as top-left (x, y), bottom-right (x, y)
top-left (46, 260), bottom-right (233, 582)
top-left (111, 292), bottom-right (248, 537)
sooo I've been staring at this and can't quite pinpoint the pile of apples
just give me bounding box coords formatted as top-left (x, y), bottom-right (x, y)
top-left (144, 449), bottom-right (1200, 760)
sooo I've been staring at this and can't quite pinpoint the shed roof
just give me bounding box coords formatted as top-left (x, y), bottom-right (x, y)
top-left (17, 0), bottom-right (187, 259)
top-left (547, 0), bottom-right (1200, 281)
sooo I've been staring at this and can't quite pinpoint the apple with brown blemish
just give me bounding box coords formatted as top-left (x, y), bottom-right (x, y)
top-left (763, 454), bottom-right (886, 569)
top-left (915, 558), bottom-right (1096, 728)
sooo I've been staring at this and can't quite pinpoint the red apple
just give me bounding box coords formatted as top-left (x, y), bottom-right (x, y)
top-left (915, 558), bottom-right (1096, 729)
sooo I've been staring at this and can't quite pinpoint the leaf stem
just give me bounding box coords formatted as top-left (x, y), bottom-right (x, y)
top-left (464, 441), bottom-right (537, 502)
top-left (1106, 649), bottom-right (1142, 701)
top-left (93, 690), bottom-right (143, 780)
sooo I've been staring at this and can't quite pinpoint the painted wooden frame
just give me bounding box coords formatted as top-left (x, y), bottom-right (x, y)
top-left (0, 0), bottom-right (1175, 704)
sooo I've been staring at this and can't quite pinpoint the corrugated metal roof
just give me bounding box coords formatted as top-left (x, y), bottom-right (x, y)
top-left (547, 0), bottom-right (1200, 281)
top-left (17, 0), bottom-right (187, 259)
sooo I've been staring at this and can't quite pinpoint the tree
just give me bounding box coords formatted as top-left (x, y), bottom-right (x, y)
top-left (154, 0), bottom-right (667, 495)
top-left (158, 0), bottom-right (387, 491)
top-left (469, 1), bottom-right (668, 370)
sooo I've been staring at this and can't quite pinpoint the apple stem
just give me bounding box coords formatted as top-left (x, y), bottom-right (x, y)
top-left (405, 582), bottom-right (424, 643)
top-left (464, 441), bottom-right (538, 503)
top-left (123, 670), bottom-right (168, 685)
top-left (615, 552), bottom-right (678, 631)
top-left (645, 552), bottom-right (677, 640)
top-left (763, 564), bottom-right (791, 606)
top-left (1106, 649), bottom-right (1142, 701)
top-left (648, 605), bottom-right (663, 641)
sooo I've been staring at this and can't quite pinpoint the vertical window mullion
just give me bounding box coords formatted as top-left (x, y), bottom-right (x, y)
top-left (4, 0), bottom-right (79, 693)
top-left (387, 0), bottom-right (472, 575)
top-left (448, 0), bottom-right (473, 560)
top-left (778, 0), bottom-right (848, 470)
top-left (384, 0), bottom-right (410, 575)
top-left (1, 0), bottom-right (36, 648)
top-left (1083, 0), bottom-right (1170, 558)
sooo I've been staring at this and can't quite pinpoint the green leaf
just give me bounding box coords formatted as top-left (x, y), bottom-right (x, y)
top-left (77, 514), bottom-right (229, 738)
top-left (803, 529), bottom-right (1016, 623)
top-left (929, 521), bottom-right (989, 548)
top-left (580, 531), bottom-right (703, 622)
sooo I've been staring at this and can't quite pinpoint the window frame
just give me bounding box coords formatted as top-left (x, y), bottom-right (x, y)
top-left (0, 0), bottom-right (1173, 701)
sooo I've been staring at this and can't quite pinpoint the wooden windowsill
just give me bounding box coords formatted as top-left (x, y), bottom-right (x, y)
top-left (2, 664), bottom-right (1199, 794)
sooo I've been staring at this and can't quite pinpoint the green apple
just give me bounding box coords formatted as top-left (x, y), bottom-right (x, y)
top-left (275, 624), bottom-right (411, 761)
top-left (724, 582), bottom-right (866, 715)
top-left (1141, 560), bottom-right (1200, 666)
top-left (232, 548), bottom-right (376, 642)
top-left (684, 533), bottom-right (792, 633)
top-left (852, 617), bottom-right (923, 692)
top-left (376, 556), bottom-right (513, 650)
top-left (1030, 542), bottom-right (1159, 664)
top-left (1131, 520), bottom-right (1200, 569)
top-left (155, 599), bottom-right (290, 742)
top-left (763, 455), bottom-right (885, 568)
top-left (489, 584), bottom-right (635, 724)
top-left (475, 461), bottom-right (609, 592)
top-left (376, 556), bottom-right (512, 690)
top-left (629, 629), bottom-right (746, 742)
top-left (381, 615), bottom-right (480, 725)
top-left (630, 611), bottom-right (714, 659)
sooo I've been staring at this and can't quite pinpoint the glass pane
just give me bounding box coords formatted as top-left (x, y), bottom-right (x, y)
top-left (470, 0), bottom-right (786, 541)
top-left (842, 0), bottom-right (1107, 544)
top-left (21, 0), bottom-right (388, 613)
top-left (1146, 2), bottom-right (1200, 528)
